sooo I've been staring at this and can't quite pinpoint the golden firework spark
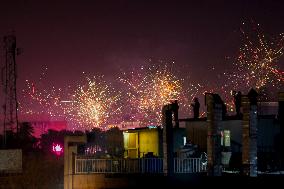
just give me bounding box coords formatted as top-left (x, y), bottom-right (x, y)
top-left (119, 64), bottom-right (183, 125)
top-left (63, 76), bottom-right (121, 130)
top-left (236, 22), bottom-right (284, 89)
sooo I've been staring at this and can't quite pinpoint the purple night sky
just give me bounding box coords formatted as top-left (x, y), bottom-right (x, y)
top-left (1, 0), bottom-right (284, 128)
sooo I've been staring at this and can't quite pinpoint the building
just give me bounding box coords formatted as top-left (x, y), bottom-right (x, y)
top-left (180, 101), bottom-right (281, 171)
top-left (107, 121), bottom-right (142, 130)
top-left (123, 126), bottom-right (186, 158)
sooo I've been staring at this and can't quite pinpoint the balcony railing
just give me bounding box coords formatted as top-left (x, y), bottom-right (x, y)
top-left (174, 158), bottom-right (207, 173)
top-left (75, 156), bottom-right (207, 174)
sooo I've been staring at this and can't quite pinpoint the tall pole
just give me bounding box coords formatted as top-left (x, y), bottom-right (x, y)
top-left (1, 34), bottom-right (19, 147)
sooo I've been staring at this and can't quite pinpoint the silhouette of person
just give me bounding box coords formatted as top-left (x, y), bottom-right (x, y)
top-left (191, 97), bottom-right (200, 119)
top-left (248, 88), bottom-right (258, 105)
top-left (233, 91), bottom-right (242, 117)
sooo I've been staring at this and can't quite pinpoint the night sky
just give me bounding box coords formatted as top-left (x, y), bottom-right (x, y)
top-left (1, 0), bottom-right (284, 125)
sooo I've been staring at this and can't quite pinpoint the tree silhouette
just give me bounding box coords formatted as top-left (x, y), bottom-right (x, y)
top-left (4, 122), bottom-right (37, 152)
top-left (105, 127), bottom-right (123, 157)
top-left (85, 127), bottom-right (106, 156)
top-left (18, 122), bottom-right (38, 152)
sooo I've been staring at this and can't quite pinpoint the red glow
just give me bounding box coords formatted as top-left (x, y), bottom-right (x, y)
top-left (52, 143), bottom-right (63, 156)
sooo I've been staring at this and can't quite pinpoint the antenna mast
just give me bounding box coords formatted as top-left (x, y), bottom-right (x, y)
top-left (1, 34), bottom-right (19, 147)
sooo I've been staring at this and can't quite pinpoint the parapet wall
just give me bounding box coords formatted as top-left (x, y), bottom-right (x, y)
top-left (72, 174), bottom-right (128, 189)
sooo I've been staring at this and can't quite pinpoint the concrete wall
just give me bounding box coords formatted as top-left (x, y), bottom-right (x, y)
top-left (64, 135), bottom-right (87, 189)
top-left (257, 117), bottom-right (280, 151)
top-left (184, 121), bottom-right (208, 151)
top-left (139, 129), bottom-right (159, 157)
top-left (0, 149), bottom-right (22, 173)
top-left (72, 174), bottom-right (128, 189)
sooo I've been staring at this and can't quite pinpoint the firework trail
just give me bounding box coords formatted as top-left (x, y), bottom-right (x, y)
top-left (231, 22), bottom-right (284, 90)
top-left (20, 66), bottom-right (65, 117)
top-left (219, 21), bottom-right (284, 108)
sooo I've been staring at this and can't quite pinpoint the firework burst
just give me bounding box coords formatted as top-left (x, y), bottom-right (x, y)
top-left (235, 22), bottom-right (284, 89)
top-left (119, 63), bottom-right (186, 125)
top-left (62, 76), bottom-right (122, 130)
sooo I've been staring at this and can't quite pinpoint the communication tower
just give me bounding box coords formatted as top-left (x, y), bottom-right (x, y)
top-left (1, 34), bottom-right (20, 147)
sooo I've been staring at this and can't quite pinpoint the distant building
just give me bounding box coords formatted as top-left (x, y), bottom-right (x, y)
top-left (107, 121), bottom-right (143, 130)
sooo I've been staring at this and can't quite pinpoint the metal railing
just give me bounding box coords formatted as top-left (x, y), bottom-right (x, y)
top-left (174, 158), bottom-right (207, 173)
top-left (75, 157), bottom-right (163, 174)
top-left (75, 156), bottom-right (207, 174)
